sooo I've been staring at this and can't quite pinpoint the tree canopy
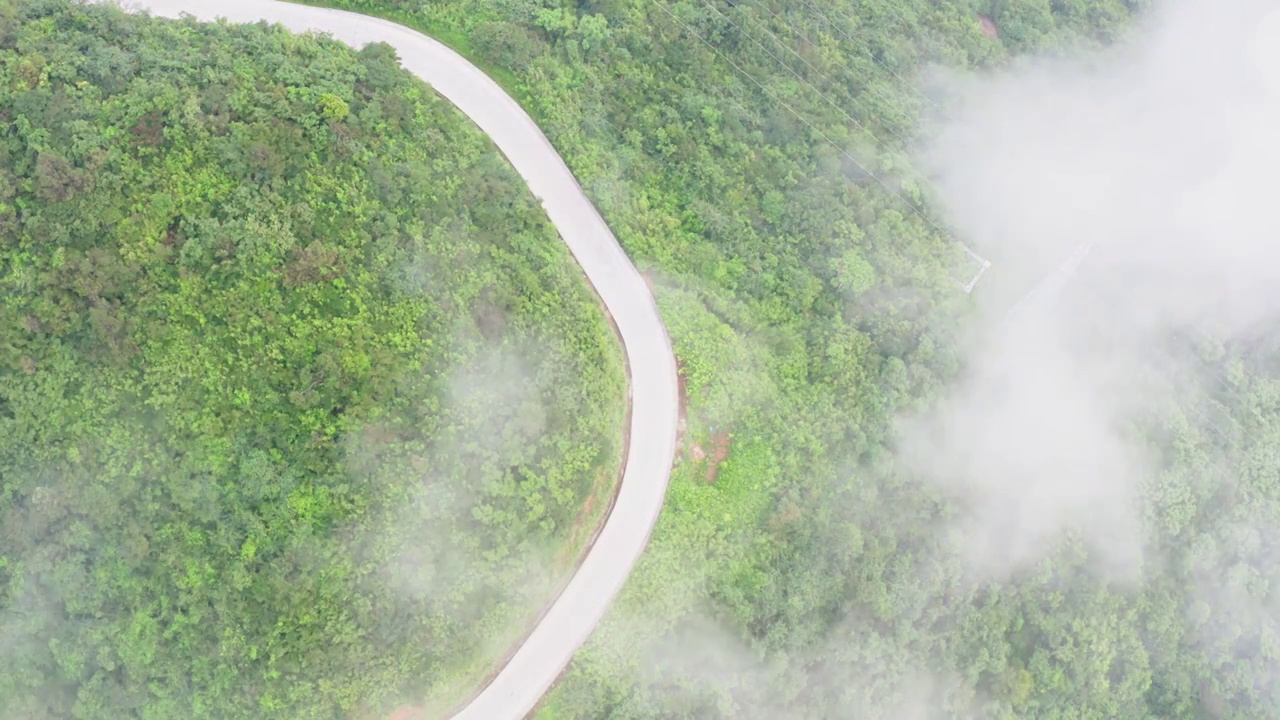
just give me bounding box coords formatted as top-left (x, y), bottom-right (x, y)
top-left (317, 1), bottom-right (1280, 719)
top-left (0, 1), bottom-right (624, 717)
top-left (10, 0), bottom-right (1279, 718)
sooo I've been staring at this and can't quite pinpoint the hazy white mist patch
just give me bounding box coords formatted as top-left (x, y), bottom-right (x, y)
top-left (901, 0), bottom-right (1280, 580)
top-left (443, 341), bottom-right (548, 464)
top-left (343, 337), bottom-right (558, 620)
top-left (899, 314), bottom-right (1152, 579)
top-left (592, 604), bottom-right (969, 718)
top-left (1180, 514), bottom-right (1280, 711)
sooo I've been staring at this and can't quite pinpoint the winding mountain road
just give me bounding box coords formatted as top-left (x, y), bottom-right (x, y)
top-left (98, 1), bottom-right (680, 717)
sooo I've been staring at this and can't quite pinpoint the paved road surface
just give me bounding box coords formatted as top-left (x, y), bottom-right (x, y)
top-left (95, 2), bottom-right (680, 718)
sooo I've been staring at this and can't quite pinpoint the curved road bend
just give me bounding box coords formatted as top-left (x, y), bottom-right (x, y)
top-left (97, 1), bottom-right (681, 717)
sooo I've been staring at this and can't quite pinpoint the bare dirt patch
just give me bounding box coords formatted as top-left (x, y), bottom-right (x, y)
top-left (704, 430), bottom-right (731, 483)
top-left (674, 353), bottom-right (731, 482)
top-left (979, 14), bottom-right (999, 39)
top-left (387, 706), bottom-right (425, 720)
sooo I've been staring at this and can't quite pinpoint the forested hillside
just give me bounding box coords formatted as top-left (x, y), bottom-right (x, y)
top-left (316, 1), bottom-right (1280, 719)
top-left (0, 1), bottom-right (626, 718)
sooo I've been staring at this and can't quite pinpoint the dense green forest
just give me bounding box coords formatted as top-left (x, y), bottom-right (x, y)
top-left (313, 0), bottom-right (1280, 719)
top-left (7, 0), bottom-right (1279, 718)
top-left (0, 1), bottom-right (626, 718)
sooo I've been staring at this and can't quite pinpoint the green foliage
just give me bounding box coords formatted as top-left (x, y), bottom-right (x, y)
top-left (0, 1), bottom-right (624, 718)
top-left (307, 1), bottom-right (1280, 719)
top-left (8, 0), bottom-right (1273, 717)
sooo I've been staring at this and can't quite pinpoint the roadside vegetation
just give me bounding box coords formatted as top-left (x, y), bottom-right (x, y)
top-left (318, 1), bottom-right (1280, 719)
top-left (0, 1), bottom-right (625, 717)
top-left (8, 0), bottom-right (1279, 718)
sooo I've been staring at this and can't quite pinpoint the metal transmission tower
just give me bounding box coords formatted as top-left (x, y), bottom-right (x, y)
top-left (1001, 240), bottom-right (1096, 326)
top-left (962, 248), bottom-right (993, 294)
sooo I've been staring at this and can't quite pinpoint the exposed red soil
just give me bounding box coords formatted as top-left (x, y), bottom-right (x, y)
top-left (671, 345), bottom-right (730, 483)
top-left (704, 430), bottom-right (731, 483)
top-left (387, 707), bottom-right (425, 720)
top-left (978, 15), bottom-right (999, 39)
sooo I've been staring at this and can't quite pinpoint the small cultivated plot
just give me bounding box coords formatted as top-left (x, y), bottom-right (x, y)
top-left (0, 1), bottom-right (624, 718)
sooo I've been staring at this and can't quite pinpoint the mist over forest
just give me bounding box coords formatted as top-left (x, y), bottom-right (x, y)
top-left (4, 0), bottom-right (1280, 718)
top-left (537, 0), bottom-right (1280, 716)
top-left (909, 0), bottom-right (1280, 583)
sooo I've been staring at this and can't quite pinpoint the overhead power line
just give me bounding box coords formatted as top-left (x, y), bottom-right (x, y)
top-left (742, 0), bottom-right (926, 126)
top-left (790, 0), bottom-right (946, 115)
top-left (698, 0), bottom-right (924, 170)
top-left (647, 0), bottom-right (991, 292)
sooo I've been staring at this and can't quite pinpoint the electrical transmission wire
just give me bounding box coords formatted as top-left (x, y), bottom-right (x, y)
top-left (718, 0), bottom-right (993, 287)
top-left (1169, 328), bottom-right (1278, 436)
top-left (698, 0), bottom-right (924, 167)
top-left (741, 0), bottom-right (924, 127)
top-left (646, 0), bottom-right (990, 290)
top-left (700, 0), bottom-right (991, 281)
top-left (760, 0), bottom-right (1276, 463)
top-left (1000, 241), bottom-right (1097, 327)
top-left (1038, 262), bottom-right (1272, 451)
top-left (790, 0), bottom-right (947, 116)
top-left (718, 0), bottom-right (995, 289)
top-left (1142, 344), bottom-right (1242, 441)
